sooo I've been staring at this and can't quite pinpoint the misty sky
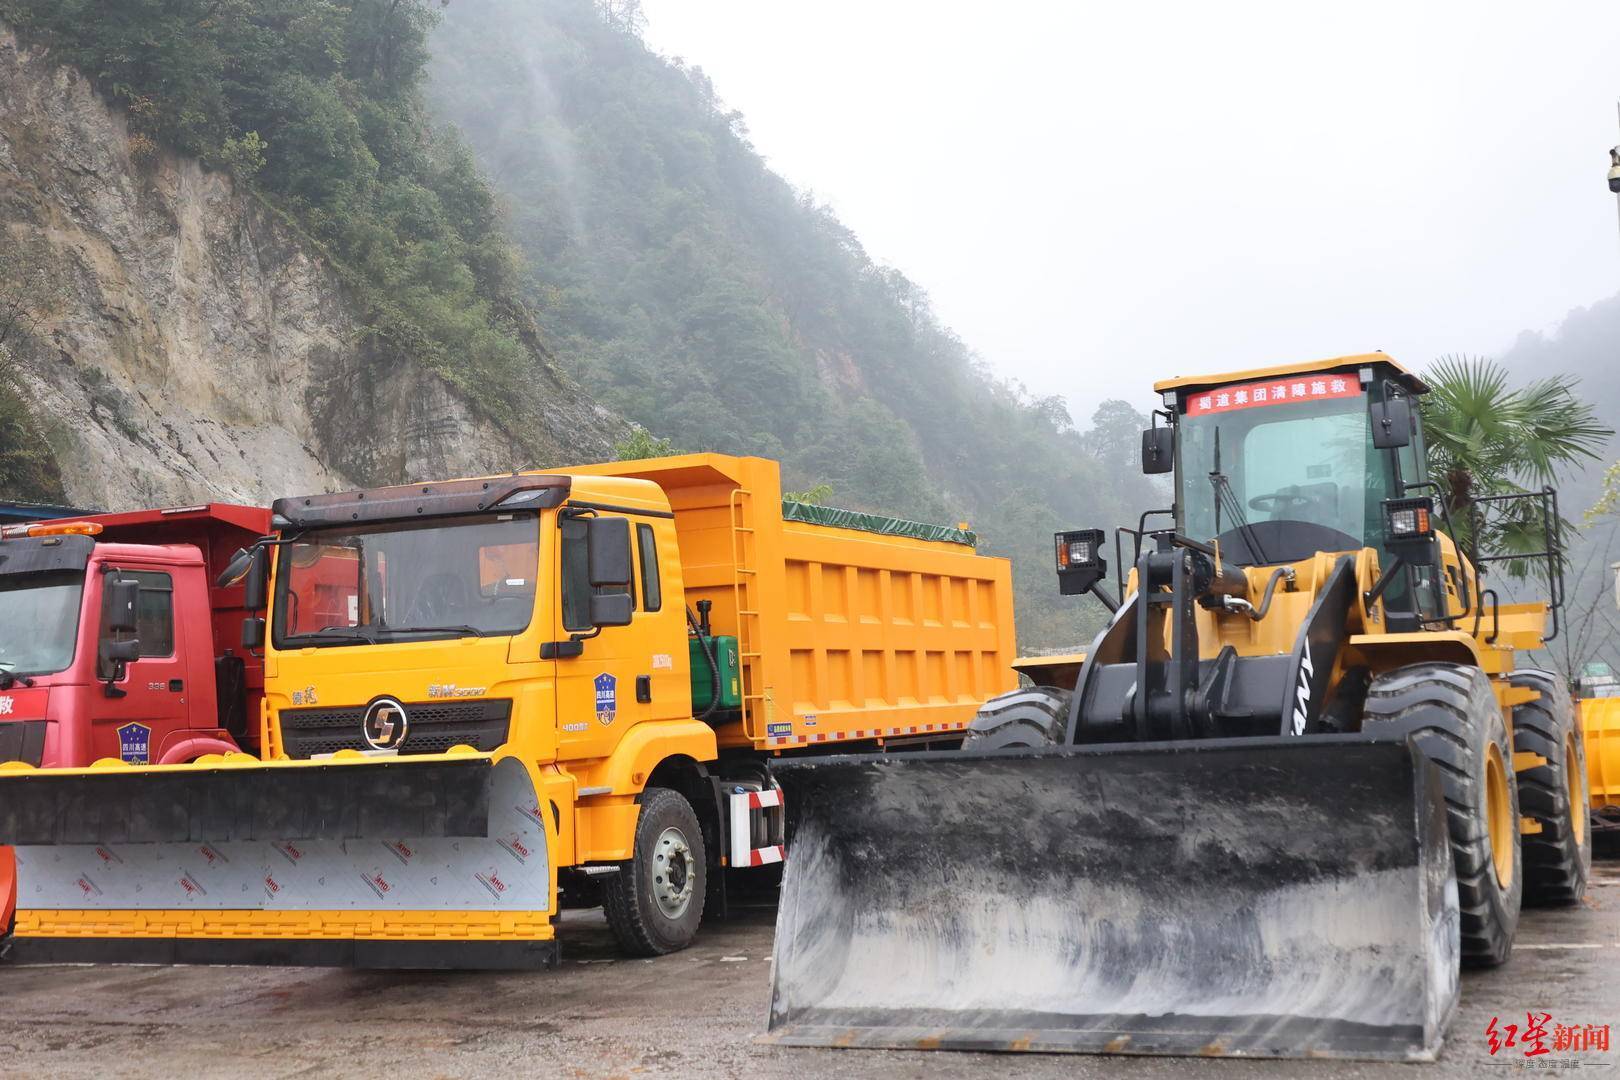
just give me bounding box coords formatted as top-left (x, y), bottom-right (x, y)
top-left (640, 0), bottom-right (1620, 420)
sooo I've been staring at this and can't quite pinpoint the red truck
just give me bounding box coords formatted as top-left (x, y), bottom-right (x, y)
top-left (0, 504), bottom-right (269, 929)
top-left (0, 503), bottom-right (270, 765)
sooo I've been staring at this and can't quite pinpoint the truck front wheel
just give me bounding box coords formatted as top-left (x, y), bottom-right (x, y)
top-left (603, 786), bottom-right (707, 956)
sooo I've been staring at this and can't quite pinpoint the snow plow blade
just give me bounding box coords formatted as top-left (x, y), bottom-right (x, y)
top-left (0, 753), bottom-right (557, 969)
top-left (766, 735), bottom-right (1459, 1061)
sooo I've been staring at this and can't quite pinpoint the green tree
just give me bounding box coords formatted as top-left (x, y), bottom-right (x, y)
top-left (1, 0), bottom-right (547, 428)
top-left (613, 428), bottom-right (678, 461)
top-left (1421, 356), bottom-right (1610, 574)
top-left (783, 483), bottom-right (833, 505)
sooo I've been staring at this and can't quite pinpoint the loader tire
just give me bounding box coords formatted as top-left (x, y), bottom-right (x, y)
top-left (1362, 662), bottom-right (1521, 967)
top-left (962, 686), bottom-right (1071, 749)
top-left (1510, 670), bottom-right (1590, 906)
top-left (603, 787), bottom-right (706, 957)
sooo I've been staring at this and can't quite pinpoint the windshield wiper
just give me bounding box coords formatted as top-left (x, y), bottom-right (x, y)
top-left (1209, 427), bottom-right (1269, 564)
top-left (0, 662), bottom-right (35, 689)
top-left (376, 625), bottom-right (487, 639)
top-left (289, 626), bottom-right (380, 646)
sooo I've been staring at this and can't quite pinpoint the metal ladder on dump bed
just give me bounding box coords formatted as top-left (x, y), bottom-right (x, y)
top-left (728, 487), bottom-right (765, 731)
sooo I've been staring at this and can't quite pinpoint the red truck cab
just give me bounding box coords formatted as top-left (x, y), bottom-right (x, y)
top-left (0, 504), bottom-right (270, 768)
top-left (0, 504), bottom-right (271, 940)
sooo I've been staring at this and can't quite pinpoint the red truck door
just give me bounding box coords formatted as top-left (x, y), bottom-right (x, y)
top-left (88, 567), bottom-right (187, 764)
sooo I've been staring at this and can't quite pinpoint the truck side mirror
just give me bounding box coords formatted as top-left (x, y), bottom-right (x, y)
top-left (218, 544), bottom-right (271, 609)
top-left (217, 547), bottom-right (254, 588)
top-left (105, 577), bottom-right (140, 635)
top-left (589, 592), bottom-right (634, 628)
top-left (587, 516), bottom-right (633, 587)
top-left (101, 638), bottom-right (141, 664)
top-left (1370, 393), bottom-right (1413, 450)
top-left (1141, 426), bottom-right (1175, 474)
top-left (242, 547), bottom-right (269, 610)
top-left (241, 617), bottom-right (266, 649)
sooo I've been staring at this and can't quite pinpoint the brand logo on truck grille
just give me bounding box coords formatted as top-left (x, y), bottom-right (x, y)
top-left (280, 698), bottom-right (511, 758)
top-left (362, 697), bottom-right (410, 750)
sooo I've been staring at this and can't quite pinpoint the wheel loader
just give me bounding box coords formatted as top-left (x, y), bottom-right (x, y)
top-left (764, 353), bottom-right (1592, 1062)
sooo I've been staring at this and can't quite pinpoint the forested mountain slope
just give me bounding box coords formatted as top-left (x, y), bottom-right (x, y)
top-left (0, 1), bottom-right (627, 510)
top-left (430, 0), bottom-right (1163, 648)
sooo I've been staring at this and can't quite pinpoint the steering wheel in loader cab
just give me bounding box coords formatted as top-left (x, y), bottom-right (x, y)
top-left (1248, 488), bottom-right (1317, 515)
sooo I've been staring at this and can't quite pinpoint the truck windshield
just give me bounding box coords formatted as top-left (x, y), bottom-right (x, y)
top-left (273, 513), bottom-right (539, 647)
top-left (1179, 375), bottom-right (1392, 564)
top-left (0, 569), bottom-right (84, 677)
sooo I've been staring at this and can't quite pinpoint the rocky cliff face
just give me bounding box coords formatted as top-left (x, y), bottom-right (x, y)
top-left (0, 27), bottom-right (626, 512)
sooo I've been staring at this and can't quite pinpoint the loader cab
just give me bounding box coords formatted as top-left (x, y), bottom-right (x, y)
top-left (1159, 357), bottom-right (1435, 610)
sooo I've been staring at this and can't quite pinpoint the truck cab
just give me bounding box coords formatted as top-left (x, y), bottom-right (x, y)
top-left (0, 505), bottom-right (270, 769)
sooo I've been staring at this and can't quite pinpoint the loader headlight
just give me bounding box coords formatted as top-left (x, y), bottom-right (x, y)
top-left (1384, 497), bottom-right (1434, 541)
top-left (1056, 529), bottom-right (1103, 571)
top-left (1055, 528), bottom-right (1107, 597)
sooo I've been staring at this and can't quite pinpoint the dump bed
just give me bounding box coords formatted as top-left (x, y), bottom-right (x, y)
top-left (568, 455), bottom-right (1017, 750)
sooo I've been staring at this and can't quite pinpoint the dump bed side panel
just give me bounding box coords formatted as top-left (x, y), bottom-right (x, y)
top-left (562, 455), bottom-right (1016, 749)
top-left (767, 516), bottom-right (1015, 747)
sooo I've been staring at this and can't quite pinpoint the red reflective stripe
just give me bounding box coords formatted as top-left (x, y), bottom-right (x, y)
top-left (748, 845), bottom-right (785, 867)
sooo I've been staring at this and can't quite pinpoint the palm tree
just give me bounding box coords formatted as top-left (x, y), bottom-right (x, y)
top-left (1420, 357), bottom-right (1611, 577)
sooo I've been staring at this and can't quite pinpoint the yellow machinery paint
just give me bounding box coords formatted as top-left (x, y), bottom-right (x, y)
top-left (1578, 696), bottom-right (1620, 815)
top-left (0, 454), bottom-right (1015, 966)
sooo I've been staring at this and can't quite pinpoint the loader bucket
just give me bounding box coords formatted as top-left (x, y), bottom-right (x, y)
top-left (0, 753), bottom-right (559, 968)
top-left (765, 735), bottom-right (1459, 1061)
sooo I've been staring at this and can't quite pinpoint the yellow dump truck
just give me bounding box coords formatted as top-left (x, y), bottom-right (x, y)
top-left (1575, 666), bottom-right (1620, 839)
top-left (0, 454), bottom-right (1015, 967)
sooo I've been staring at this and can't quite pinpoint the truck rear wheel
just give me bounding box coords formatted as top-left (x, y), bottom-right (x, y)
top-left (1510, 670), bottom-right (1590, 906)
top-left (603, 786), bottom-right (707, 957)
top-left (962, 687), bottom-right (1070, 749)
top-left (1362, 662), bottom-right (1522, 966)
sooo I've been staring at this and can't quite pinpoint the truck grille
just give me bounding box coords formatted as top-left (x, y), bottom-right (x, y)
top-left (0, 721), bottom-right (46, 767)
top-left (279, 699), bottom-right (511, 759)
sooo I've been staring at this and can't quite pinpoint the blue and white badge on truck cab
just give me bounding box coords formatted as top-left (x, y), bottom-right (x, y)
top-left (117, 722), bottom-right (151, 764)
top-left (594, 672), bottom-right (617, 726)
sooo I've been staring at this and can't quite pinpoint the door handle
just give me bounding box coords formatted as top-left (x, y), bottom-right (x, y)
top-left (168, 679), bottom-right (184, 692)
top-left (635, 675), bottom-right (652, 704)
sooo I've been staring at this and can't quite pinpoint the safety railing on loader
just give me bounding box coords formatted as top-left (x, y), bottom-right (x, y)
top-left (1466, 486), bottom-right (1566, 643)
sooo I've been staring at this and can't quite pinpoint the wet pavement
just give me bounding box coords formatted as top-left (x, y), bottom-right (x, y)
top-left (0, 859), bottom-right (1614, 1078)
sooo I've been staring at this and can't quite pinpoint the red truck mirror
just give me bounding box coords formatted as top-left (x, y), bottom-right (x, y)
top-left (104, 577), bottom-right (140, 635)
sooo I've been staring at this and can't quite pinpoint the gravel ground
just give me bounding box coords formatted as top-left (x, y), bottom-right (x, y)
top-left (0, 860), bottom-right (1613, 1079)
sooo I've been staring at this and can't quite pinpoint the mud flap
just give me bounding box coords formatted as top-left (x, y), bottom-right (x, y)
top-left (0, 756), bottom-right (558, 969)
top-left (765, 735), bottom-right (1459, 1061)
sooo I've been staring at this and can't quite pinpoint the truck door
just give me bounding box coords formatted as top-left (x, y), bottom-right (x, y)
top-left (553, 514), bottom-right (656, 759)
top-left (90, 568), bottom-right (186, 765)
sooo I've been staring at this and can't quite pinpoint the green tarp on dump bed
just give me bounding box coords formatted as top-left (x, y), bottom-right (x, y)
top-left (781, 501), bottom-right (976, 547)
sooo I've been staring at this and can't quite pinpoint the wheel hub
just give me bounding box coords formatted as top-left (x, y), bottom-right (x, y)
top-left (651, 825), bottom-right (694, 919)
top-left (1485, 741), bottom-right (1514, 888)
